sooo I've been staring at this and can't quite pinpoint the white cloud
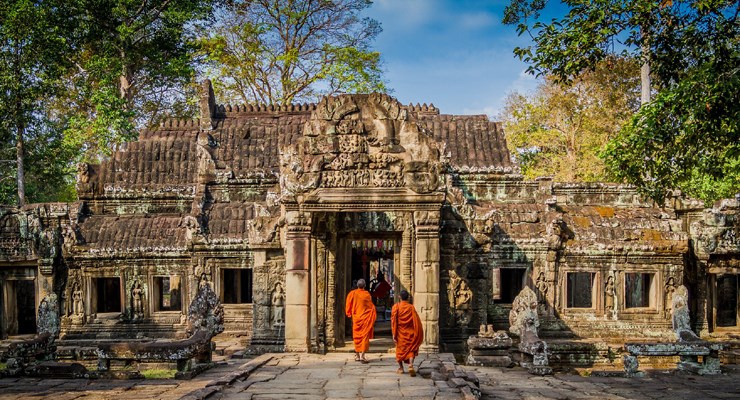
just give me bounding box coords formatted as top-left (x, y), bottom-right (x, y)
top-left (458, 12), bottom-right (497, 30)
top-left (373, 0), bottom-right (440, 29)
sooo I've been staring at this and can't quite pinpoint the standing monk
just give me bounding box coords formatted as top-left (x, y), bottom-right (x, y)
top-left (391, 290), bottom-right (423, 376)
top-left (345, 279), bottom-right (376, 363)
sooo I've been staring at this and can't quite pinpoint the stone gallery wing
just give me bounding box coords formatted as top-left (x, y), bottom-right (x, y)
top-left (0, 81), bottom-right (739, 362)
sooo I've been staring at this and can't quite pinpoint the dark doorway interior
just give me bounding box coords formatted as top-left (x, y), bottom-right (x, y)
top-left (16, 280), bottom-right (36, 335)
top-left (499, 268), bottom-right (526, 303)
top-left (222, 269), bottom-right (253, 304)
top-left (717, 274), bottom-right (738, 327)
top-left (347, 238), bottom-right (396, 339)
top-left (96, 277), bottom-right (122, 313)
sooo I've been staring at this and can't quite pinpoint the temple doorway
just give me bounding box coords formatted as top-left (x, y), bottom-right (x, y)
top-left (2, 278), bottom-right (36, 336)
top-left (344, 237), bottom-right (398, 346)
top-left (716, 274), bottom-right (739, 328)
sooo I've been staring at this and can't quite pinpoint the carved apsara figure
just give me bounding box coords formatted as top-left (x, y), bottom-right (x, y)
top-left (535, 272), bottom-right (548, 303)
top-left (447, 270), bottom-right (473, 326)
top-left (604, 273), bottom-right (616, 311)
top-left (664, 276), bottom-right (677, 313)
top-left (132, 280), bottom-right (144, 318)
top-left (271, 282), bottom-right (285, 327)
top-left (72, 282), bottom-right (83, 316)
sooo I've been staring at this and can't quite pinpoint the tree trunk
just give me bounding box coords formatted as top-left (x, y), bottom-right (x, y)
top-left (640, 25), bottom-right (651, 105)
top-left (120, 73), bottom-right (132, 107)
top-left (16, 124), bottom-right (26, 207)
top-left (640, 58), bottom-right (651, 105)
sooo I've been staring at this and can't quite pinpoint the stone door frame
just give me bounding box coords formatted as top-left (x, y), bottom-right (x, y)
top-left (283, 188), bottom-right (444, 353)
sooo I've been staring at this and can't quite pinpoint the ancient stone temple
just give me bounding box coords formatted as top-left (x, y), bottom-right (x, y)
top-left (1, 81), bottom-right (739, 358)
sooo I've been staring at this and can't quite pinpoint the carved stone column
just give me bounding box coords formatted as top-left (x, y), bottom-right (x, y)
top-left (284, 211), bottom-right (312, 351)
top-left (413, 210), bottom-right (441, 353)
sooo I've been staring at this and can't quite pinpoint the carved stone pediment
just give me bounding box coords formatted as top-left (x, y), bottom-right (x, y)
top-left (280, 94), bottom-right (445, 201)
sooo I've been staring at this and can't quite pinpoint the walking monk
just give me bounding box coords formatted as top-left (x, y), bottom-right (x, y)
top-left (345, 279), bottom-right (376, 363)
top-left (391, 290), bottom-right (423, 376)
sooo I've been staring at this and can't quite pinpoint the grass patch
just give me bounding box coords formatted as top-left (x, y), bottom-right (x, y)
top-left (140, 368), bottom-right (177, 379)
top-left (0, 362), bottom-right (6, 371)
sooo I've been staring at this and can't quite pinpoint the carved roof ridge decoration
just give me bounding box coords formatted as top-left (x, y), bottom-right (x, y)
top-left (156, 118), bottom-right (202, 131)
top-left (405, 102), bottom-right (440, 116)
top-left (216, 102), bottom-right (317, 117)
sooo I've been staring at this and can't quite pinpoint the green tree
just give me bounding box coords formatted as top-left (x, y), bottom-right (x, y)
top-left (501, 57), bottom-right (640, 181)
top-left (504, 0), bottom-right (740, 204)
top-left (0, 0), bottom-right (76, 206)
top-left (199, 0), bottom-right (387, 105)
top-left (62, 0), bottom-right (217, 161)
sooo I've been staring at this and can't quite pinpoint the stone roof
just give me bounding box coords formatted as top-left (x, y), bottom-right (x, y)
top-left (417, 114), bottom-right (512, 170)
top-left (76, 215), bottom-right (189, 255)
top-left (560, 205), bottom-right (688, 252)
top-left (82, 93), bottom-right (514, 194)
top-left (209, 112), bottom-right (309, 177)
top-left (205, 202), bottom-right (254, 240)
top-left (89, 128), bottom-right (199, 197)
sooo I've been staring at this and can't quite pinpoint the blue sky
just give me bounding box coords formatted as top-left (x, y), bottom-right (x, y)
top-left (363, 0), bottom-right (542, 118)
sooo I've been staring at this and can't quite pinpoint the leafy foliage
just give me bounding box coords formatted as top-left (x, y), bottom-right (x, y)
top-left (0, 0), bottom-right (76, 205)
top-left (199, 0), bottom-right (387, 105)
top-left (505, 0), bottom-right (740, 204)
top-left (501, 57), bottom-right (640, 181)
top-left (60, 0), bottom-right (217, 162)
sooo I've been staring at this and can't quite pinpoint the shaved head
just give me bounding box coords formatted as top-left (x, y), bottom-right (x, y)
top-left (357, 279), bottom-right (366, 288)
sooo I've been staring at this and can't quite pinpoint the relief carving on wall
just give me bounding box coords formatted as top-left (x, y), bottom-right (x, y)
top-left (271, 282), bottom-right (285, 327)
top-left (66, 272), bottom-right (85, 324)
top-left (279, 94), bottom-right (445, 200)
top-left (664, 276), bottom-right (677, 313)
top-left (604, 272), bottom-right (616, 318)
top-left (447, 270), bottom-right (473, 326)
top-left (131, 280), bottom-right (144, 320)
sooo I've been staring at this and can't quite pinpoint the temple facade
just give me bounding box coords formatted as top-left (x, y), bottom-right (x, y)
top-left (1, 81), bottom-right (739, 355)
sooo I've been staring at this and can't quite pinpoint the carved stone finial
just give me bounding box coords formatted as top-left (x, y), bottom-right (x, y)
top-left (509, 286), bottom-right (539, 339)
top-left (199, 79), bottom-right (217, 131)
top-left (672, 285), bottom-right (700, 342)
top-left (509, 286), bottom-right (552, 375)
top-left (37, 293), bottom-right (60, 340)
top-left (187, 280), bottom-right (224, 337)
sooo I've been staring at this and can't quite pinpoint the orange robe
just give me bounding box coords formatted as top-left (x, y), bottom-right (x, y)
top-left (391, 300), bottom-right (423, 363)
top-left (345, 288), bottom-right (377, 352)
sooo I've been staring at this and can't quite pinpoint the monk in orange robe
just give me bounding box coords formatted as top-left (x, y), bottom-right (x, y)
top-left (345, 279), bottom-right (377, 363)
top-left (391, 290), bottom-right (423, 376)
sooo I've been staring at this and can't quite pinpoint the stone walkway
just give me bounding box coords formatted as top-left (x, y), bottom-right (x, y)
top-left (469, 364), bottom-right (740, 400)
top-left (0, 358), bottom-right (243, 400)
top-left (214, 353), bottom-right (466, 400)
top-left (1, 354), bottom-right (740, 399)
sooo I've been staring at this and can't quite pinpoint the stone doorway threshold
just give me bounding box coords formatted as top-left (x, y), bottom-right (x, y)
top-left (334, 320), bottom-right (396, 353)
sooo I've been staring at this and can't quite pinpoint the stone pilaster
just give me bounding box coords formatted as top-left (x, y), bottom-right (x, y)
top-left (284, 211), bottom-right (311, 351)
top-left (414, 210), bottom-right (441, 353)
